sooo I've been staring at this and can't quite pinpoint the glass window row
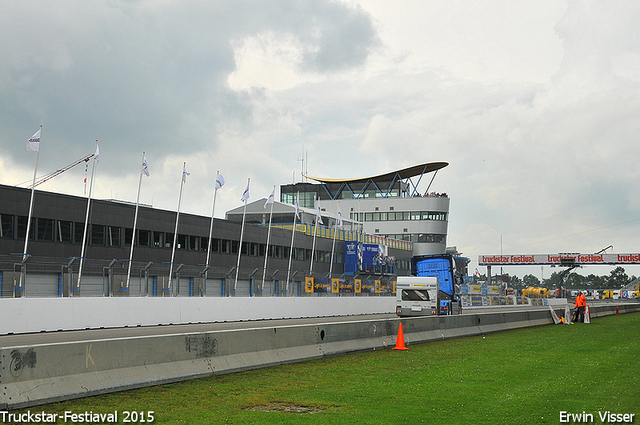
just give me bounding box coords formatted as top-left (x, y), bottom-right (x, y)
top-left (349, 211), bottom-right (447, 222)
top-left (0, 214), bottom-right (343, 263)
top-left (380, 233), bottom-right (446, 244)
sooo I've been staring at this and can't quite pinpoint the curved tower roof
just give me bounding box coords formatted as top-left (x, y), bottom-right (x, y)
top-left (304, 161), bottom-right (448, 184)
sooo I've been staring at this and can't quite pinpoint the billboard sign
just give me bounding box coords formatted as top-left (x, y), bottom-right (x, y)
top-left (479, 253), bottom-right (640, 266)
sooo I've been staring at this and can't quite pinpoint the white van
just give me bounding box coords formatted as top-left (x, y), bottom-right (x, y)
top-left (396, 276), bottom-right (439, 317)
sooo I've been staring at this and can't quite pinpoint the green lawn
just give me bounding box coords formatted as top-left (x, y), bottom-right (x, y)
top-left (20, 312), bottom-right (640, 424)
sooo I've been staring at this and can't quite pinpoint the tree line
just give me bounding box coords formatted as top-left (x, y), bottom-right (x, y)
top-left (475, 266), bottom-right (638, 290)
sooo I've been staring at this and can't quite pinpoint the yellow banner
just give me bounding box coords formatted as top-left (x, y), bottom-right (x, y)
top-left (305, 277), bottom-right (314, 293)
top-left (331, 278), bottom-right (339, 293)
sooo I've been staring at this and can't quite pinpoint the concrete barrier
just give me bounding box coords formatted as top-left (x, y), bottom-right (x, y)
top-left (2, 301), bottom-right (638, 410)
top-left (0, 296), bottom-right (396, 335)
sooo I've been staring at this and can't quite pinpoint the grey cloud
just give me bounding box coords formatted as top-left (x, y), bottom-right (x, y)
top-left (1, 0), bottom-right (379, 174)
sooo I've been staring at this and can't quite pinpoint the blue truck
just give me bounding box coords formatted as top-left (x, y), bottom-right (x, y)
top-left (411, 253), bottom-right (470, 315)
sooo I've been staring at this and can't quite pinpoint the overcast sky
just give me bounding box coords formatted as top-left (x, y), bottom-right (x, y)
top-left (2, 0), bottom-right (639, 280)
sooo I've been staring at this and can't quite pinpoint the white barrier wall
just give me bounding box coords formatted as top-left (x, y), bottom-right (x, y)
top-left (0, 296), bottom-right (397, 335)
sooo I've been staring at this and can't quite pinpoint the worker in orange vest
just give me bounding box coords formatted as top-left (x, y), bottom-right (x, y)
top-left (574, 291), bottom-right (586, 323)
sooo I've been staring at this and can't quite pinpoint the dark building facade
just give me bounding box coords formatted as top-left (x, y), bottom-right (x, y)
top-left (0, 184), bottom-right (411, 298)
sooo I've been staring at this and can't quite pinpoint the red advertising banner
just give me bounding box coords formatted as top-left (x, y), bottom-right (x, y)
top-left (478, 253), bottom-right (640, 266)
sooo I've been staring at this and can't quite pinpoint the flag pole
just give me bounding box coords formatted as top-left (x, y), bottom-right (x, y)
top-left (126, 152), bottom-right (147, 291)
top-left (261, 185), bottom-right (276, 292)
top-left (234, 178), bottom-right (250, 294)
top-left (169, 162), bottom-right (187, 295)
top-left (285, 192), bottom-right (299, 295)
top-left (77, 140), bottom-right (99, 294)
top-left (20, 125), bottom-right (42, 296)
top-left (310, 199), bottom-right (320, 276)
top-left (329, 203), bottom-right (341, 277)
top-left (205, 171), bottom-right (222, 270)
top-left (204, 172), bottom-right (224, 296)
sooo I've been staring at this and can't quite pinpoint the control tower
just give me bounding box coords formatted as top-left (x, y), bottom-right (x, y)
top-left (280, 162), bottom-right (450, 256)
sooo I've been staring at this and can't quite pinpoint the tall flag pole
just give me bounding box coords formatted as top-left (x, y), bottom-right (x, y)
top-left (168, 162), bottom-right (189, 294)
top-left (310, 199), bottom-right (323, 275)
top-left (126, 152), bottom-right (149, 290)
top-left (261, 185), bottom-right (276, 291)
top-left (286, 191), bottom-right (300, 295)
top-left (329, 203), bottom-right (342, 277)
top-left (234, 178), bottom-right (250, 293)
top-left (20, 126), bottom-right (42, 296)
top-left (77, 141), bottom-right (99, 293)
top-left (205, 172), bottom-right (225, 271)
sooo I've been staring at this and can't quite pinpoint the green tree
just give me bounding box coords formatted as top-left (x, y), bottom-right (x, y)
top-left (522, 274), bottom-right (540, 287)
top-left (510, 275), bottom-right (522, 289)
top-left (564, 272), bottom-right (584, 288)
top-left (545, 271), bottom-right (559, 289)
top-left (607, 267), bottom-right (630, 288)
top-left (585, 274), bottom-right (606, 289)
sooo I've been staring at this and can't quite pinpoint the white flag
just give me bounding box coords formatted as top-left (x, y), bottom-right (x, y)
top-left (316, 205), bottom-right (323, 225)
top-left (182, 163), bottom-right (190, 183)
top-left (215, 173), bottom-right (225, 190)
top-left (337, 206), bottom-right (343, 228)
top-left (264, 187), bottom-right (275, 208)
top-left (241, 181), bottom-right (250, 202)
top-left (141, 154), bottom-right (150, 177)
top-left (26, 129), bottom-right (41, 152)
top-left (94, 144), bottom-right (100, 163)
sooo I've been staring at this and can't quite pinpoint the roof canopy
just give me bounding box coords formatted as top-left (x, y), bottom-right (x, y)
top-left (304, 161), bottom-right (448, 184)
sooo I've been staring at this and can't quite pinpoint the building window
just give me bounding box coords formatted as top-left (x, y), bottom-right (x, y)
top-left (138, 229), bottom-right (151, 247)
top-left (74, 222), bottom-right (84, 244)
top-left (37, 218), bottom-right (54, 241)
top-left (153, 231), bottom-right (164, 248)
top-left (190, 235), bottom-right (200, 251)
top-left (0, 214), bottom-right (14, 238)
top-left (17, 216), bottom-right (34, 240)
top-left (57, 220), bottom-right (72, 243)
top-left (272, 245), bottom-right (284, 259)
top-left (177, 234), bottom-right (187, 250)
top-left (107, 226), bottom-right (121, 247)
top-left (91, 225), bottom-right (105, 246)
top-left (209, 238), bottom-right (219, 253)
top-left (124, 228), bottom-right (133, 246)
top-left (221, 239), bottom-right (231, 254)
top-left (164, 233), bottom-right (173, 248)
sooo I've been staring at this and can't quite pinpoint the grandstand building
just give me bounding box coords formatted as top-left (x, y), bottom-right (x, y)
top-left (278, 162), bottom-right (451, 256)
top-left (0, 183), bottom-right (412, 298)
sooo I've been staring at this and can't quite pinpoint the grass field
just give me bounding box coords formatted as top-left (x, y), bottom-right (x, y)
top-left (17, 312), bottom-right (640, 424)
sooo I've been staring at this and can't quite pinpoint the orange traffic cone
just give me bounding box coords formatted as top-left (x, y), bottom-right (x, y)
top-left (616, 306), bottom-right (620, 315)
top-left (393, 322), bottom-right (408, 350)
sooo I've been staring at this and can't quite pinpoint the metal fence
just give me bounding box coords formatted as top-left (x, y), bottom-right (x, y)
top-left (0, 254), bottom-right (396, 298)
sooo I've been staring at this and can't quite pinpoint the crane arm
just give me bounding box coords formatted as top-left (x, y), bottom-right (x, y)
top-left (29, 154), bottom-right (94, 188)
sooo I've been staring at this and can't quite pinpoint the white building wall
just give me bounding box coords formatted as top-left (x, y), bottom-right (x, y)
top-left (319, 196), bottom-right (450, 256)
